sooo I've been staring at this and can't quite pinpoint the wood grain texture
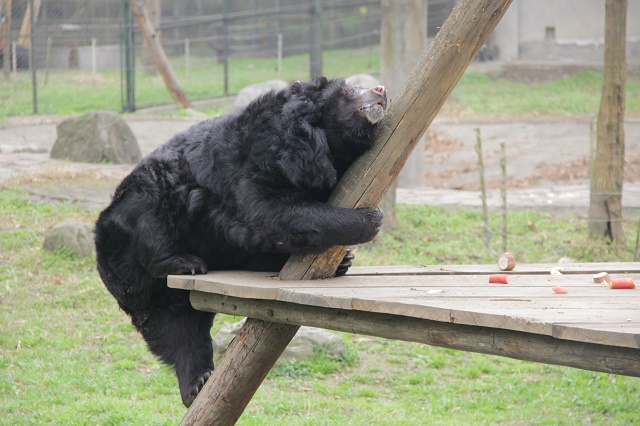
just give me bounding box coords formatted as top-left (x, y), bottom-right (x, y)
top-left (190, 293), bottom-right (640, 377)
top-left (347, 262), bottom-right (640, 276)
top-left (588, 0), bottom-right (627, 243)
top-left (169, 269), bottom-right (640, 348)
top-left (279, 0), bottom-right (514, 280)
top-left (179, 318), bottom-right (300, 426)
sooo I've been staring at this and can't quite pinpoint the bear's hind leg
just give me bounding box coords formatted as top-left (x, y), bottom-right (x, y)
top-left (138, 306), bottom-right (215, 407)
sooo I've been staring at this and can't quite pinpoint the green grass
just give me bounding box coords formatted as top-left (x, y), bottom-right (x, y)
top-left (453, 70), bottom-right (640, 115)
top-left (356, 204), bottom-right (635, 266)
top-left (1, 188), bottom-right (639, 424)
top-left (0, 47), bottom-right (380, 116)
top-left (3, 46), bottom-right (640, 117)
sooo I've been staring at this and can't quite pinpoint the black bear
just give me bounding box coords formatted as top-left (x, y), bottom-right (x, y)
top-left (94, 77), bottom-right (387, 407)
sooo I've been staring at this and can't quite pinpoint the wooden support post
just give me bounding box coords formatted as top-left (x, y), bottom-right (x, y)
top-left (127, 0), bottom-right (192, 108)
top-left (280, 0), bottom-right (514, 280)
top-left (180, 319), bottom-right (300, 426)
top-left (475, 127), bottom-right (492, 255)
top-left (500, 141), bottom-right (507, 252)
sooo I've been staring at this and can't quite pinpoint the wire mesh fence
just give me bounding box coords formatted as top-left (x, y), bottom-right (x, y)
top-left (1, 0), bottom-right (125, 115)
top-left (0, 0), bottom-right (387, 116)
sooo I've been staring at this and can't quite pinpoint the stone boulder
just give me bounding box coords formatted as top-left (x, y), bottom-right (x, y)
top-left (51, 111), bottom-right (142, 164)
top-left (232, 80), bottom-right (288, 110)
top-left (213, 320), bottom-right (348, 362)
top-left (43, 222), bottom-right (95, 257)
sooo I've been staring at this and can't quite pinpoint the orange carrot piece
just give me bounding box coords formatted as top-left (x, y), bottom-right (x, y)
top-left (609, 278), bottom-right (636, 289)
top-left (489, 274), bottom-right (509, 284)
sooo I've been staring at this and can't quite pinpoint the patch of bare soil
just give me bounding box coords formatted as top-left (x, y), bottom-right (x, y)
top-left (422, 119), bottom-right (640, 191)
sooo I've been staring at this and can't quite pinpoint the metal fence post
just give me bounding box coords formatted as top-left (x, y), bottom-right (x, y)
top-left (29, 0), bottom-right (37, 113)
top-left (310, 0), bottom-right (322, 78)
top-left (222, 0), bottom-right (229, 96)
top-left (122, 0), bottom-right (135, 112)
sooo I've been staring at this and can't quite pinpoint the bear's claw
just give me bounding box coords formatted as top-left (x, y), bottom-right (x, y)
top-left (335, 249), bottom-right (355, 277)
top-left (182, 370), bottom-right (213, 408)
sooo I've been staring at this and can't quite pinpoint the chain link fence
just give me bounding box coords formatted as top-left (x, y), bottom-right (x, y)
top-left (1, 0), bottom-right (125, 116)
top-left (127, 0), bottom-right (382, 110)
top-left (0, 0), bottom-right (403, 117)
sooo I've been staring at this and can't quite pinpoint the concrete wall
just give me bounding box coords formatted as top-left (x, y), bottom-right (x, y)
top-left (38, 45), bottom-right (121, 70)
top-left (492, 0), bottom-right (640, 63)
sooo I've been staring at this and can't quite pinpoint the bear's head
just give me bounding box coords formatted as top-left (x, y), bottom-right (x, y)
top-left (287, 77), bottom-right (388, 158)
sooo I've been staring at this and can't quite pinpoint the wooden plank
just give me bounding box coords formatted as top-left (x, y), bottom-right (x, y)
top-left (350, 299), bottom-right (639, 344)
top-left (279, 0), bottom-right (515, 280)
top-left (169, 270), bottom-right (639, 346)
top-left (349, 262), bottom-right (640, 276)
top-left (552, 323), bottom-right (640, 349)
top-left (277, 284), bottom-right (636, 299)
top-left (190, 292), bottom-right (640, 377)
top-left (169, 271), bottom-right (613, 295)
top-left (276, 288), bottom-right (640, 312)
top-left (179, 318), bottom-right (300, 426)
top-left (169, 271), bottom-right (281, 299)
top-left (175, 273), bottom-right (640, 347)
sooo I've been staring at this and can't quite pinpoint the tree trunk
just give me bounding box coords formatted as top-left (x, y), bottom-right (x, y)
top-left (128, 0), bottom-right (192, 108)
top-left (1, 0), bottom-right (13, 77)
top-left (589, 0), bottom-right (627, 244)
top-left (141, 0), bottom-right (160, 75)
top-left (18, 0), bottom-right (41, 48)
top-left (378, 0), bottom-right (428, 231)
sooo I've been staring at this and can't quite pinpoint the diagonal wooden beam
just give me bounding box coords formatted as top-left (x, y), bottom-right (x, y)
top-left (280, 0), bottom-right (513, 280)
top-left (179, 319), bottom-right (299, 426)
top-left (182, 1), bottom-right (513, 424)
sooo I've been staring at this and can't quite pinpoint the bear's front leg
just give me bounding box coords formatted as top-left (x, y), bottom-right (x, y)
top-left (309, 206), bottom-right (383, 251)
top-left (243, 202), bottom-right (383, 254)
top-left (147, 254), bottom-right (208, 278)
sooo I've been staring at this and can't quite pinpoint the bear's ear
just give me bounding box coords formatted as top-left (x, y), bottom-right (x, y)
top-left (313, 76), bottom-right (329, 89)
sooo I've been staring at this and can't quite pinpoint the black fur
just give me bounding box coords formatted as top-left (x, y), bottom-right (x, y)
top-left (94, 77), bottom-right (386, 407)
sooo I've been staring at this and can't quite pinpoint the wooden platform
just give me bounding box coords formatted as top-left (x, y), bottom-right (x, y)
top-left (169, 262), bottom-right (640, 378)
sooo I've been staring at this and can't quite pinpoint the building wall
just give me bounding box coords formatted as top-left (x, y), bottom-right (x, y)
top-left (493, 0), bottom-right (640, 63)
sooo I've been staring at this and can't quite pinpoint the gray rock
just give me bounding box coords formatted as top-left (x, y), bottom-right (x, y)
top-left (232, 80), bottom-right (288, 110)
top-left (43, 222), bottom-right (95, 257)
top-left (346, 73), bottom-right (381, 89)
top-left (213, 319), bottom-right (348, 362)
top-left (51, 111), bottom-right (141, 164)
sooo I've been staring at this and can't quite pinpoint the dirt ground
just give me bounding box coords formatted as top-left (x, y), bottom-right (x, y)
top-left (425, 115), bottom-right (640, 191)
top-left (2, 71), bottom-right (640, 213)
